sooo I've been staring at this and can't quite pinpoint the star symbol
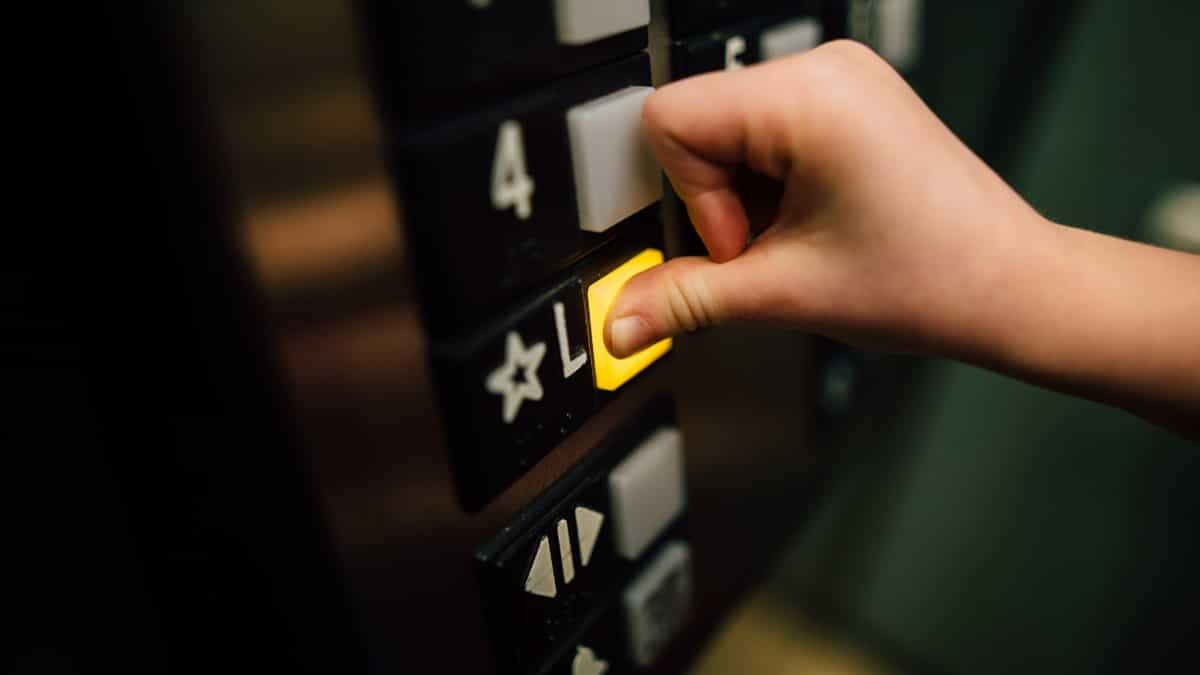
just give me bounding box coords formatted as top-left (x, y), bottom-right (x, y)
top-left (485, 331), bottom-right (547, 424)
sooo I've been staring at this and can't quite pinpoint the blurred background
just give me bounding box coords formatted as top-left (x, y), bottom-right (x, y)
top-left (692, 1), bottom-right (1200, 673)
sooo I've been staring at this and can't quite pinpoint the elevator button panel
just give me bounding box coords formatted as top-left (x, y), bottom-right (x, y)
top-left (432, 276), bottom-right (596, 511)
top-left (476, 397), bottom-right (688, 675)
top-left (398, 54), bottom-right (652, 336)
top-left (555, 0), bottom-right (651, 46)
top-left (586, 249), bottom-right (673, 392)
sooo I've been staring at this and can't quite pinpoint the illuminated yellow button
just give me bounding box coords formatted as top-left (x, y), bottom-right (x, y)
top-left (587, 249), bottom-right (672, 391)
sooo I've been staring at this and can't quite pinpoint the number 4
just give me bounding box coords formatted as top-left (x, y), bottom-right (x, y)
top-left (491, 120), bottom-right (535, 220)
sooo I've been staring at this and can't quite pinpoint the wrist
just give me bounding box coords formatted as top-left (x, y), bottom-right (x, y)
top-left (945, 212), bottom-right (1067, 376)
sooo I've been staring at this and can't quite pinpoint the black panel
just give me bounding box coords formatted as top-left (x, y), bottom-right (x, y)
top-left (666, 0), bottom-right (821, 38)
top-left (476, 396), bottom-right (686, 675)
top-left (434, 275), bottom-right (597, 511)
top-left (397, 54), bottom-right (652, 337)
top-left (671, 16), bottom-right (766, 76)
top-left (361, 1), bottom-right (649, 123)
top-left (671, 10), bottom-right (834, 79)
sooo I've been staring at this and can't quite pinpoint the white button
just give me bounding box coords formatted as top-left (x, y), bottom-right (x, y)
top-left (554, 0), bottom-right (650, 46)
top-left (876, 0), bottom-right (923, 71)
top-left (622, 541), bottom-right (692, 668)
top-left (608, 427), bottom-right (685, 560)
top-left (760, 17), bottom-right (823, 60)
top-left (567, 86), bottom-right (663, 233)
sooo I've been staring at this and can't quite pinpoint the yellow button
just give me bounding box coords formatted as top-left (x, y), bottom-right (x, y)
top-left (587, 248), bottom-right (672, 391)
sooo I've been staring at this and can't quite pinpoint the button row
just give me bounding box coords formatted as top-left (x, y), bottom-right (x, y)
top-left (434, 245), bottom-right (672, 511)
top-left (398, 54), bottom-right (661, 336)
top-left (476, 400), bottom-right (690, 674)
top-left (364, 1), bottom-right (651, 121)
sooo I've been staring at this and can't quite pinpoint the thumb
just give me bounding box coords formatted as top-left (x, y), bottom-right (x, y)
top-left (604, 254), bottom-right (775, 358)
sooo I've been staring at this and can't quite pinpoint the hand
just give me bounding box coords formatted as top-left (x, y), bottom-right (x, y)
top-left (606, 39), bottom-right (1049, 361)
top-left (606, 40), bottom-right (1200, 435)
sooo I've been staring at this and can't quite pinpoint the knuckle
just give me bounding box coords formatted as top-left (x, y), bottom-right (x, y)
top-left (664, 267), bottom-right (720, 333)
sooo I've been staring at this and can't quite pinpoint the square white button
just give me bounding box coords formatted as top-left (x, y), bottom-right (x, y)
top-left (622, 541), bottom-right (693, 668)
top-left (567, 86), bottom-right (663, 233)
top-left (608, 426), bottom-right (685, 560)
top-left (760, 17), bottom-right (823, 60)
top-left (554, 0), bottom-right (651, 46)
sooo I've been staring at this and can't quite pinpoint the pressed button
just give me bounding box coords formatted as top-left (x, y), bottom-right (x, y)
top-left (585, 249), bottom-right (672, 391)
top-left (608, 427), bottom-right (686, 560)
top-left (567, 86), bottom-right (662, 234)
top-left (555, 0), bottom-right (651, 46)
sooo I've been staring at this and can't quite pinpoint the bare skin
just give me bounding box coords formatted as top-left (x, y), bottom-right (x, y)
top-left (605, 40), bottom-right (1200, 436)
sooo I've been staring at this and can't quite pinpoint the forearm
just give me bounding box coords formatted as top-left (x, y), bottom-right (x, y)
top-left (965, 220), bottom-right (1200, 436)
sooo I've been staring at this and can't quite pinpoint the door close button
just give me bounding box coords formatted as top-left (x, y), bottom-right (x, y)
top-left (586, 249), bottom-right (672, 391)
top-left (567, 86), bottom-right (662, 233)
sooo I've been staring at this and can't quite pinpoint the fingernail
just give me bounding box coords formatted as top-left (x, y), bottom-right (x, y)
top-left (609, 316), bottom-right (652, 358)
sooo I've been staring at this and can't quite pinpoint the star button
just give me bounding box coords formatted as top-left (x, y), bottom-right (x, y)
top-left (484, 331), bottom-right (548, 424)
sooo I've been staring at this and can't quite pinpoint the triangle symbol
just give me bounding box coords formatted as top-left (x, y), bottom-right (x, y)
top-left (524, 536), bottom-right (557, 598)
top-left (574, 507), bottom-right (604, 568)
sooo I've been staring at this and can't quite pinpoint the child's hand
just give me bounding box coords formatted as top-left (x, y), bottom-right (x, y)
top-left (606, 40), bottom-right (1047, 360)
top-left (606, 40), bottom-right (1200, 434)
